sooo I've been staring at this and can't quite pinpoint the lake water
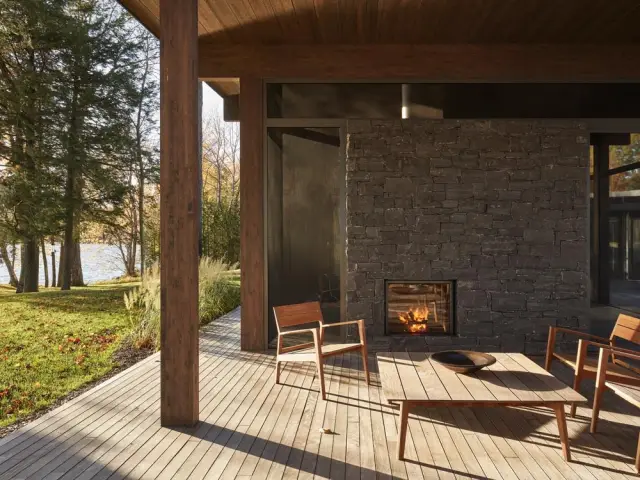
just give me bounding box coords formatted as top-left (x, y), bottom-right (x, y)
top-left (0, 244), bottom-right (139, 285)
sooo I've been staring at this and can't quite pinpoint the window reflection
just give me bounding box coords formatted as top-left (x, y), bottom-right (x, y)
top-left (607, 137), bottom-right (640, 312)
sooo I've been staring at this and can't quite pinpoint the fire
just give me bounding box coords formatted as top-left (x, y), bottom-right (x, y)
top-left (398, 306), bottom-right (430, 333)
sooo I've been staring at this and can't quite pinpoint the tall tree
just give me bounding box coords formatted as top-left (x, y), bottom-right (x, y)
top-left (133, 29), bottom-right (159, 276)
top-left (0, 0), bottom-right (67, 292)
top-left (56, 0), bottom-right (141, 290)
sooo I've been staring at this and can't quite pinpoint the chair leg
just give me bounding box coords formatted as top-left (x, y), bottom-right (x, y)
top-left (571, 340), bottom-right (588, 418)
top-left (636, 435), bottom-right (640, 473)
top-left (591, 347), bottom-right (609, 433)
top-left (316, 359), bottom-right (326, 400)
top-left (590, 382), bottom-right (605, 433)
top-left (361, 346), bottom-right (370, 385)
top-left (570, 375), bottom-right (581, 418)
top-left (275, 361), bottom-right (281, 384)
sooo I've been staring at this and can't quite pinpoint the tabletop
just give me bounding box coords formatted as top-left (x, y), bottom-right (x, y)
top-left (376, 351), bottom-right (586, 404)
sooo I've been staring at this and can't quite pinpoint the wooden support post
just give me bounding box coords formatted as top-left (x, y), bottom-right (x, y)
top-left (240, 77), bottom-right (266, 351)
top-left (159, 0), bottom-right (199, 427)
top-left (594, 136), bottom-right (611, 305)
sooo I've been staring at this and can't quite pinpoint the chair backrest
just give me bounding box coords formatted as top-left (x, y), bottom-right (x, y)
top-left (610, 314), bottom-right (640, 373)
top-left (610, 314), bottom-right (640, 344)
top-left (273, 301), bottom-right (324, 332)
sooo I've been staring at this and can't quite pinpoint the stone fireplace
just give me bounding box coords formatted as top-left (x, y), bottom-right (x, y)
top-left (385, 280), bottom-right (454, 335)
top-left (345, 119), bottom-right (590, 353)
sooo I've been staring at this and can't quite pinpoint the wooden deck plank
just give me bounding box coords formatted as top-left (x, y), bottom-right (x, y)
top-left (481, 406), bottom-right (571, 480)
top-left (379, 380), bottom-right (411, 479)
top-left (344, 353), bottom-right (362, 480)
top-left (414, 407), bottom-right (455, 480)
top-left (120, 348), bottom-right (256, 479)
top-left (329, 353), bottom-right (351, 480)
top-left (1, 311), bottom-right (639, 479)
top-left (210, 360), bottom-right (289, 478)
top-left (310, 354), bottom-right (342, 479)
top-left (195, 360), bottom-right (297, 479)
top-left (265, 363), bottom-right (316, 480)
top-left (368, 357), bottom-right (393, 480)
top-left (280, 364), bottom-right (320, 480)
top-left (158, 353), bottom-right (272, 479)
top-left (0, 372), bottom-right (160, 479)
top-left (353, 353), bottom-right (376, 480)
top-left (249, 360), bottom-right (308, 479)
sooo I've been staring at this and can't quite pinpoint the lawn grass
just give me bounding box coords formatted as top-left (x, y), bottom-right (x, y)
top-left (0, 283), bottom-right (139, 428)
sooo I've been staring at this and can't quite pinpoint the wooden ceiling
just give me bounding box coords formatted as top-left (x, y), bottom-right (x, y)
top-left (119, 0), bottom-right (640, 96)
top-left (122, 0), bottom-right (640, 44)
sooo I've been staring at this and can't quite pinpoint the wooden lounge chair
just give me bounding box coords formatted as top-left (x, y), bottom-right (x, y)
top-left (273, 301), bottom-right (370, 400)
top-left (591, 346), bottom-right (640, 472)
top-left (545, 313), bottom-right (640, 417)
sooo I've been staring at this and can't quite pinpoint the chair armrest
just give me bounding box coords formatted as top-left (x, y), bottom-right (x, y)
top-left (279, 327), bottom-right (319, 337)
top-left (577, 339), bottom-right (640, 356)
top-left (595, 345), bottom-right (640, 362)
top-left (551, 326), bottom-right (610, 344)
top-left (321, 319), bottom-right (366, 344)
top-left (321, 320), bottom-right (363, 329)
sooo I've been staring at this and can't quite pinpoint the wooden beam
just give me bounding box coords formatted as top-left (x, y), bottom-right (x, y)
top-left (159, 0), bottom-right (199, 426)
top-left (240, 77), bottom-right (266, 351)
top-left (199, 44), bottom-right (640, 81)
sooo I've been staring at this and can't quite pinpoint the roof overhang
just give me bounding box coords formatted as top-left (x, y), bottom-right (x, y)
top-left (118, 0), bottom-right (640, 96)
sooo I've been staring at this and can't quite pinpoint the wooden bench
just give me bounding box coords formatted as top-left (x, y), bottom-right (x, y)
top-left (545, 313), bottom-right (640, 416)
top-left (591, 346), bottom-right (640, 472)
top-left (377, 352), bottom-right (586, 461)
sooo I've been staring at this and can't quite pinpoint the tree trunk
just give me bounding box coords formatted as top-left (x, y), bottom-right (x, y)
top-left (138, 179), bottom-right (144, 276)
top-left (70, 242), bottom-right (84, 286)
top-left (51, 242), bottom-right (57, 288)
top-left (40, 238), bottom-right (49, 288)
top-left (61, 162), bottom-right (75, 290)
top-left (16, 244), bottom-right (25, 293)
top-left (0, 244), bottom-right (19, 287)
top-left (58, 243), bottom-right (64, 287)
top-left (21, 237), bottom-right (39, 293)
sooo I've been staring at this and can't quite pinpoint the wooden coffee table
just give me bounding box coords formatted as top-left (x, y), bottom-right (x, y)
top-left (376, 352), bottom-right (586, 461)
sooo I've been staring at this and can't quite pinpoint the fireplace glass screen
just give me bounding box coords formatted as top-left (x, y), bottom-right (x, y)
top-left (385, 281), bottom-right (454, 335)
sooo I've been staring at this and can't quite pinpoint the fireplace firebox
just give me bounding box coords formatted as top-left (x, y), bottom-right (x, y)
top-left (385, 280), bottom-right (454, 335)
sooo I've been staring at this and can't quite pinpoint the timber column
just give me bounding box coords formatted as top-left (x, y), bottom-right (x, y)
top-left (159, 0), bottom-right (199, 426)
top-left (240, 78), bottom-right (266, 351)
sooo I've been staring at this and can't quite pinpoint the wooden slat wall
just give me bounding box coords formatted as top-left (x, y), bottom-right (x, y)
top-left (240, 77), bottom-right (266, 351)
top-left (159, 0), bottom-right (200, 426)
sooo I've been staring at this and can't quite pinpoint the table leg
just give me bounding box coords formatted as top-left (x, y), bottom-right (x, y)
top-left (553, 404), bottom-right (571, 461)
top-left (397, 401), bottom-right (410, 460)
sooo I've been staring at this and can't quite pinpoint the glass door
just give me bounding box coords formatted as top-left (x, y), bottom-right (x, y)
top-left (266, 126), bottom-right (344, 343)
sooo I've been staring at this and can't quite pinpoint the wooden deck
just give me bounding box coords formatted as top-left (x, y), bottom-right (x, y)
top-left (1, 308), bottom-right (640, 479)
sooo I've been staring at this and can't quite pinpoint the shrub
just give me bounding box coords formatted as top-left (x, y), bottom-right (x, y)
top-left (124, 257), bottom-right (240, 349)
top-left (198, 257), bottom-right (240, 325)
top-left (202, 199), bottom-right (240, 264)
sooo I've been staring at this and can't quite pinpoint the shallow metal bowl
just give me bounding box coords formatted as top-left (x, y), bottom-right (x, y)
top-left (430, 350), bottom-right (496, 374)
